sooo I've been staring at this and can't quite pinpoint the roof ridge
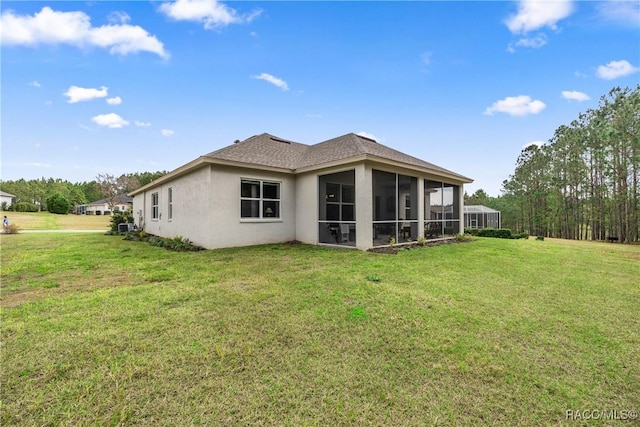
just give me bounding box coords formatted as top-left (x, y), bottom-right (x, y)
top-left (351, 133), bottom-right (368, 153)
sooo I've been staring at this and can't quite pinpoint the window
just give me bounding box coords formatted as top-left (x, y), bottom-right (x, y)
top-left (168, 187), bottom-right (173, 220)
top-left (151, 192), bottom-right (159, 220)
top-left (325, 183), bottom-right (354, 221)
top-left (240, 179), bottom-right (280, 219)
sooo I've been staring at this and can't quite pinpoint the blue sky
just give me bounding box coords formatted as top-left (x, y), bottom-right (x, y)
top-left (1, 0), bottom-right (638, 196)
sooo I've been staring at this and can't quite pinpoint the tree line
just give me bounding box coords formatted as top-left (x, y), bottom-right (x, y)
top-left (0, 171), bottom-right (167, 213)
top-left (477, 86), bottom-right (639, 243)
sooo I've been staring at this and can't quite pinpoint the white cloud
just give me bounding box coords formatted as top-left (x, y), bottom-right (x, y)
top-left (106, 96), bottom-right (122, 105)
top-left (597, 0), bottom-right (640, 26)
top-left (510, 34), bottom-right (547, 51)
top-left (0, 7), bottom-right (168, 59)
top-left (64, 85), bottom-right (108, 103)
top-left (135, 120), bottom-right (151, 127)
top-left (505, 0), bottom-right (573, 34)
top-left (484, 95), bottom-right (546, 117)
top-left (306, 113), bottom-right (322, 119)
top-left (159, 0), bottom-right (261, 29)
top-left (421, 51), bottom-right (433, 66)
top-left (596, 60), bottom-right (639, 80)
top-left (161, 129), bottom-right (175, 137)
top-left (574, 70), bottom-right (587, 78)
top-left (108, 11), bottom-right (131, 25)
top-left (29, 80), bottom-right (41, 87)
top-left (561, 90), bottom-right (590, 101)
top-left (92, 113), bottom-right (129, 128)
top-left (24, 162), bottom-right (52, 168)
top-left (252, 73), bottom-right (289, 91)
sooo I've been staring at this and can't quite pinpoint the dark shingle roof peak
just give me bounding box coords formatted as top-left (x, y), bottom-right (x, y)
top-left (204, 133), bottom-right (310, 170)
top-left (202, 132), bottom-right (471, 182)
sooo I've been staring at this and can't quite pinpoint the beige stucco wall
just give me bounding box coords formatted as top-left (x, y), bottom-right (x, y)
top-left (132, 159), bottom-right (468, 251)
top-left (294, 172), bottom-right (318, 245)
top-left (355, 164), bottom-right (373, 250)
top-left (208, 166), bottom-right (296, 248)
top-left (133, 166), bottom-right (213, 248)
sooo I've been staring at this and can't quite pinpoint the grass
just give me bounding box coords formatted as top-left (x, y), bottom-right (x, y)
top-left (1, 235), bottom-right (639, 426)
top-left (1, 211), bottom-right (110, 230)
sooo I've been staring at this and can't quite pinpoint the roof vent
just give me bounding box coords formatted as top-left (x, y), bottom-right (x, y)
top-left (234, 139), bottom-right (240, 144)
top-left (270, 136), bottom-right (291, 144)
top-left (356, 134), bottom-right (377, 143)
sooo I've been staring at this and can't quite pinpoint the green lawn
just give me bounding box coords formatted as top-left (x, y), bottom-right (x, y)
top-left (1, 234), bottom-right (638, 426)
top-left (2, 211), bottom-right (110, 230)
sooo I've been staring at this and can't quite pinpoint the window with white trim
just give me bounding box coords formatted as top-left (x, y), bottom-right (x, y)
top-left (151, 192), bottom-right (159, 220)
top-left (240, 180), bottom-right (280, 219)
top-left (167, 187), bottom-right (173, 220)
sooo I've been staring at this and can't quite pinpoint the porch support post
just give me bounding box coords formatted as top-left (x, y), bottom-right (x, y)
top-left (355, 163), bottom-right (373, 250)
top-left (417, 177), bottom-right (424, 238)
top-left (459, 184), bottom-right (465, 234)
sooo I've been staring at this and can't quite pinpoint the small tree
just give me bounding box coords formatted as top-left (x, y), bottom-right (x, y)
top-left (47, 194), bottom-right (71, 214)
top-left (110, 209), bottom-right (134, 232)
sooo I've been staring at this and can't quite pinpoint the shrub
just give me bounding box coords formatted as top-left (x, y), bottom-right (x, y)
top-left (121, 230), bottom-right (204, 252)
top-left (110, 210), bottom-right (134, 232)
top-left (147, 235), bottom-right (204, 252)
top-left (473, 228), bottom-right (531, 239)
top-left (3, 223), bottom-right (20, 234)
top-left (477, 228), bottom-right (513, 239)
top-left (46, 194), bottom-right (71, 214)
top-left (13, 202), bottom-right (39, 212)
top-left (536, 235), bottom-right (545, 241)
top-left (454, 233), bottom-right (473, 242)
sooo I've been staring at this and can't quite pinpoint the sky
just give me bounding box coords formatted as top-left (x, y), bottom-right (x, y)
top-left (1, 0), bottom-right (639, 196)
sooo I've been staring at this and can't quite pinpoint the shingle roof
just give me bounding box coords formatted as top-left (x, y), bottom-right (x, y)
top-left (87, 194), bottom-right (133, 206)
top-left (204, 133), bottom-right (310, 170)
top-left (131, 132), bottom-right (472, 196)
top-left (204, 132), bottom-right (471, 181)
top-left (298, 133), bottom-right (464, 178)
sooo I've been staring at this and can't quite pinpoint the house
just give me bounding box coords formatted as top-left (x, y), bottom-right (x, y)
top-left (76, 194), bottom-right (133, 215)
top-left (129, 133), bottom-right (473, 250)
top-left (0, 191), bottom-right (16, 209)
top-left (464, 205), bottom-right (501, 229)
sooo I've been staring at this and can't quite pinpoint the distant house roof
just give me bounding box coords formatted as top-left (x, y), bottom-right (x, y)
top-left (464, 205), bottom-right (500, 214)
top-left (85, 194), bottom-right (133, 206)
top-left (131, 132), bottom-right (472, 196)
top-left (1, 191), bottom-right (16, 197)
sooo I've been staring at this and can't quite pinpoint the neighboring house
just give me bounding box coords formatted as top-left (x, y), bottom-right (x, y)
top-left (130, 133), bottom-right (473, 250)
top-left (0, 191), bottom-right (16, 209)
top-left (76, 194), bottom-right (133, 215)
top-left (464, 205), bottom-right (501, 229)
